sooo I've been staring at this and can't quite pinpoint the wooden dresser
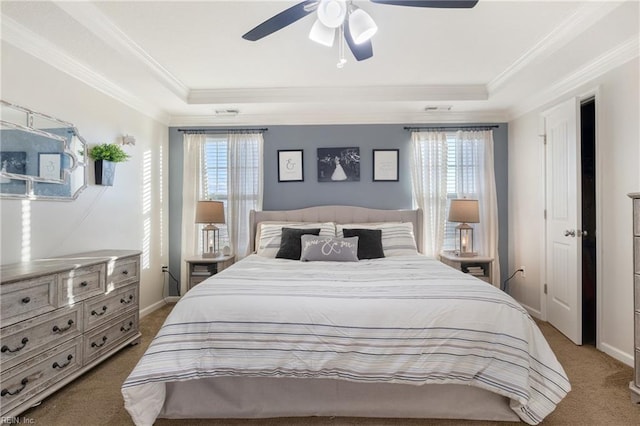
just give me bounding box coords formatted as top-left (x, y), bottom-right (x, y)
top-left (630, 193), bottom-right (640, 403)
top-left (0, 250), bottom-right (141, 418)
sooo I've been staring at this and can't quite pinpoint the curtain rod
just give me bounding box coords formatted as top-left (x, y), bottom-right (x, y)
top-left (177, 128), bottom-right (268, 134)
top-left (404, 125), bottom-right (499, 132)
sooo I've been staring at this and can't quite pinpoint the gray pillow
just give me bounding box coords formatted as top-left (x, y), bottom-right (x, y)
top-left (300, 235), bottom-right (359, 262)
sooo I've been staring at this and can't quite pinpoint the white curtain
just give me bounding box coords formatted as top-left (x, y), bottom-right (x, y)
top-left (410, 129), bottom-right (500, 287)
top-left (454, 130), bottom-right (501, 286)
top-left (227, 132), bottom-right (263, 259)
top-left (180, 133), bottom-right (206, 295)
top-left (410, 131), bottom-right (448, 257)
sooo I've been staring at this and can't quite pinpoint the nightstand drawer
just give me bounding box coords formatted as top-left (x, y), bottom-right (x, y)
top-left (1, 305), bottom-right (83, 370)
top-left (0, 275), bottom-right (58, 327)
top-left (58, 263), bottom-right (105, 306)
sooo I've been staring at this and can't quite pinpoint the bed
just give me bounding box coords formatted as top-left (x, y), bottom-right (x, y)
top-left (122, 206), bottom-right (570, 425)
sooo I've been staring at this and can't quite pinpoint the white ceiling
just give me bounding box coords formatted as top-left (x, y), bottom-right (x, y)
top-left (1, 1), bottom-right (638, 125)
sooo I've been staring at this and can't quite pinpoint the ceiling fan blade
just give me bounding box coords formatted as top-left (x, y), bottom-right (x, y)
top-left (344, 20), bottom-right (373, 62)
top-left (370, 0), bottom-right (479, 8)
top-left (242, 0), bottom-right (318, 41)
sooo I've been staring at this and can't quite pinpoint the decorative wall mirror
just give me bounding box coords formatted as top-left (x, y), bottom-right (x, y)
top-left (0, 100), bottom-right (87, 200)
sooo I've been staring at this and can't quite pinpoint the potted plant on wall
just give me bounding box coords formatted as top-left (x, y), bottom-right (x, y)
top-left (88, 143), bottom-right (130, 186)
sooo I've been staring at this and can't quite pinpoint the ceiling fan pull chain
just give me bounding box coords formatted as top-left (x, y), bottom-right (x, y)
top-left (337, 25), bottom-right (347, 68)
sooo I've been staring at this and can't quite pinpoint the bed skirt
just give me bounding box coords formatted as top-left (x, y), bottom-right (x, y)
top-left (159, 377), bottom-right (520, 422)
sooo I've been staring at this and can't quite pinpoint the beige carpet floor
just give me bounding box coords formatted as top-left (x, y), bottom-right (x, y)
top-left (20, 303), bottom-right (640, 425)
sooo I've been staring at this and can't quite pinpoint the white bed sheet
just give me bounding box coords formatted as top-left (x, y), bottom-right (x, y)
top-left (122, 255), bottom-right (570, 425)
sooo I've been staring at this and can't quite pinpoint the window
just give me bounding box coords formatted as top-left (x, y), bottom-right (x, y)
top-left (200, 137), bottom-right (229, 247)
top-left (442, 133), bottom-right (482, 251)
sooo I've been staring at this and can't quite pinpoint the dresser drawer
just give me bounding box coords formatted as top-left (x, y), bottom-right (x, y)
top-left (635, 275), bottom-right (640, 314)
top-left (83, 310), bottom-right (139, 364)
top-left (107, 256), bottom-right (139, 291)
top-left (0, 275), bottom-right (58, 327)
top-left (0, 336), bottom-right (82, 415)
top-left (636, 349), bottom-right (640, 387)
top-left (1, 305), bottom-right (83, 370)
top-left (83, 284), bottom-right (138, 330)
top-left (635, 237), bottom-right (640, 275)
top-left (634, 199), bottom-right (640, 236)
top-left (58, 263), bottom-right (106, 307)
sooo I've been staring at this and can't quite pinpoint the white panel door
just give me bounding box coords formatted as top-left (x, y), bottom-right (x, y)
top-left (544, 98), bottom-right (582, 344)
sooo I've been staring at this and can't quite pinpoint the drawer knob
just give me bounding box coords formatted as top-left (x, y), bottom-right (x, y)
top-left (1, 378), bottom-right (29, 397)
top-left (122, 270), bottom-right (129, 275)
top-left (21, 297), bottom-right (31, 304)
top-left (1, 337), bottom-right (29, 353)
top-left (91, 336), bottom-right (108, 348)
top-left (120, 321), bottom-right (134, 332)
top-left (120, 295), bottom-right (134, 304)
top-left (52, 319), bottom-right (74, 333)
top-left (52, 354), bottom-right (74, 369)
top-left (91, 306), bottom-right (108, 317)
top-left (80, 281), bottom-right (89, 287)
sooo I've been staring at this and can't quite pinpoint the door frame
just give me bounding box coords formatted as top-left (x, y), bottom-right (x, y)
top-left (539, 86), bottom-right (602, 349)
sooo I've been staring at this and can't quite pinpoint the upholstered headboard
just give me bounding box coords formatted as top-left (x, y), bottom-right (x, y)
top-left (249, 206), bottom-right (423, 253)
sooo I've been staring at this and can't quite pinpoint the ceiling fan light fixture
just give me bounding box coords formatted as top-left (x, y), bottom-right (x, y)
top-left (348, 8), bottom-right (378, 44)
top-left (317, 0), bottom-right (347, 28)
top-left (309, 19), bottom-right (336, 47)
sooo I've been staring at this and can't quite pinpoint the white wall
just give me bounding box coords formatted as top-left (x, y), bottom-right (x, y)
top-left (508, 58), bottom-right (640, 365)
top-left (0, 43), bottom-right (169, 315)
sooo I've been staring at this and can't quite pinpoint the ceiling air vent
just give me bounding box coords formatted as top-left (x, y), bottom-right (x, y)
top-left (424, 106), bottom-right (453, 112)
top-left (214, 109), bottom-right (239, 117)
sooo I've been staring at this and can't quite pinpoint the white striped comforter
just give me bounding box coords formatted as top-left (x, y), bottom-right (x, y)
top-left (122, 255), bottom-right (569, 425)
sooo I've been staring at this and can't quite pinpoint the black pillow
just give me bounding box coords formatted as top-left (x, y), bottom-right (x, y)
top-left (342, 228), bottom-right (385, 259)
top-left (275, 228), bottom-right (321, 260)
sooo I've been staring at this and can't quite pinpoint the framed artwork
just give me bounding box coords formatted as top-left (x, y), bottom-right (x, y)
top-left (0, 151), bottom-right (27, 175)
top-left (317, 147), bottom-right (360, 182)
top-left (38, 153), bottom-right (62, 180)
top-left (372, 149), bottom-right (399, 182)
top-left (278, 150), bottom-right (304, 182)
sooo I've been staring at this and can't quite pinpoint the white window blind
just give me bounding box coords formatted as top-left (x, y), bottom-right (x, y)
top-left (199, 137), bottom-right (229, 247)
top-left (442, 133), bottom-right (481, 251)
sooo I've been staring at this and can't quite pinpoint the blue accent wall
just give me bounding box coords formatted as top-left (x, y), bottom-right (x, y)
top-left (168, 123), bottom-right (508, 295)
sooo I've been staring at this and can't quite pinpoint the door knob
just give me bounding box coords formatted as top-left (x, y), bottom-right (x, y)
top-left (577, 229), bottom-right (588, 237)
top-left (564, 229), bottom-right (576, 237)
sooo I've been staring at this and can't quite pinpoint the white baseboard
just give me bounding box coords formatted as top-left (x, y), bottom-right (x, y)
top-left (139, 297), bottom-right (180, 319)
top-left (520, 302), bottom-right (543, 320)
top-left (599, 342), bottom-right (634, 367)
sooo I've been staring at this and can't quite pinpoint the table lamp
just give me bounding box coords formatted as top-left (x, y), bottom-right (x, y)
top-left (448, 199), bottom-right (479, 257)
top-left (195, 200), bottom-right (225, 258)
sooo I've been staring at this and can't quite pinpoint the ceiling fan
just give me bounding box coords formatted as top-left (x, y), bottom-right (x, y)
top-left (242, 0), bottom-right (479, 66)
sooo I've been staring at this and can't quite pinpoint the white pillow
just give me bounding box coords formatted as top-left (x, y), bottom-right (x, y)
top-left (256, 222), bottom-right (336, 257)
top-left (336, 222), bottom-right (418, 256)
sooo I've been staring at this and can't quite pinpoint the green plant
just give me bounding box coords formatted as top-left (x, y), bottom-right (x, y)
top-left (88, 143), bottom-right (130, 163)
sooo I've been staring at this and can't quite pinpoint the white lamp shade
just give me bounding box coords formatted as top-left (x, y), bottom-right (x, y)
top-left (309, 19), bottom-right (336, 47)
top-left (448, 199), bottom-right (479, 223)
top-left (317, 0), bottom-right (347, 28)
top-left (195, 200), bottom-right (225, 224)
top-left (348, 8), bottom-right (378, 44)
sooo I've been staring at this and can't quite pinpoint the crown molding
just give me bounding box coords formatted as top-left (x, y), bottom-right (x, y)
top-left (188, 85), bottom-right (488, 105)
top-left (507, 36), bottom-right (639, 120)
top-left (53, 1), bottom-right (189, 101)
top-left (487, 1), bottom-right (624, 94)
top-left (1, 15), bottom-right (171, 125)
top-left (169, 109), bottom-right (509, 127)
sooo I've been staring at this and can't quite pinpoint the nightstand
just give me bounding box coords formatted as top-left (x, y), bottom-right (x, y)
top-left (439, 251), bottom-right (494, 285)
top-left (185, 255), bottom-right (235, 291)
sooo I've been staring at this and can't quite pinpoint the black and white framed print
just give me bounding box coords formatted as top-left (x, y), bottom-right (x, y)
top-left (317, 147), bottom-right (360, 182)
top-left (38, 153), bottom-right (62, 180)
top-left (278, 149), bottom-right (304, 182)
top-left (372, 149), bottom-right (399, 182)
